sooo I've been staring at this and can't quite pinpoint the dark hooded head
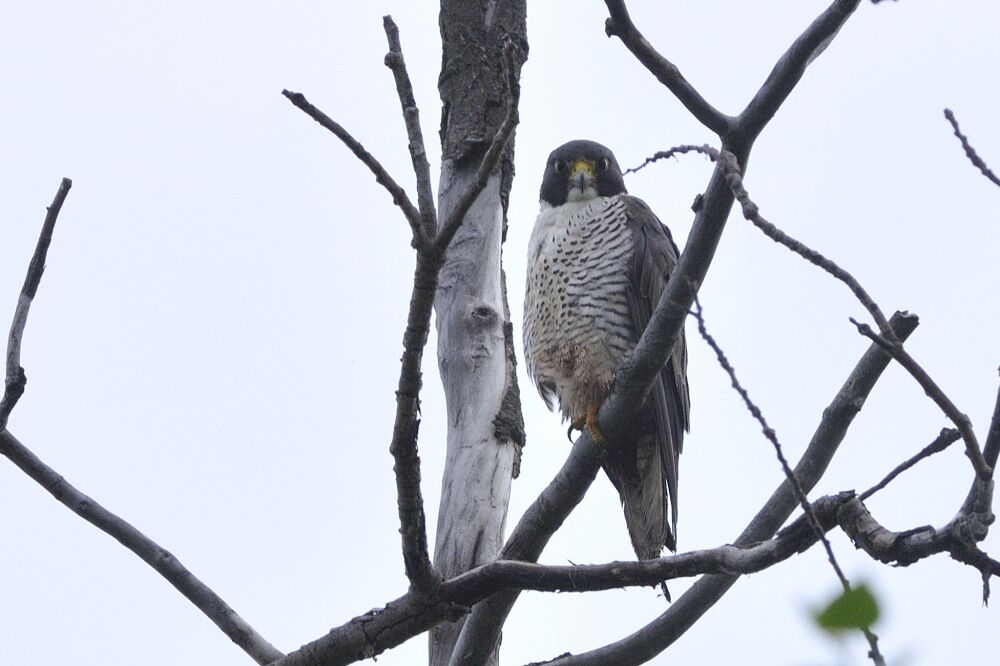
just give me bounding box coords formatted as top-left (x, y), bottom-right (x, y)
top-left (539, 140), bottom-right (627, 207)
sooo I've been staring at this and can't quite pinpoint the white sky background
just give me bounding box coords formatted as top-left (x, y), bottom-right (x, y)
top-left (2, 1), bottom-right (998, 664)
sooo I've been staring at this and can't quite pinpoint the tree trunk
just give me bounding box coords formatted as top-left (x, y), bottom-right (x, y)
top-left (430, 2), bottom-right (527, 665)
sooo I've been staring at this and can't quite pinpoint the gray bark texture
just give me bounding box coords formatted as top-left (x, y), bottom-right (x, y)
top-left (430, 2), bottom-right (527, 665)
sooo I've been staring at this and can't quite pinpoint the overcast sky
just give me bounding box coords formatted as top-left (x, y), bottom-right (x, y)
top-left (2, 2), bottom-right (999, 665)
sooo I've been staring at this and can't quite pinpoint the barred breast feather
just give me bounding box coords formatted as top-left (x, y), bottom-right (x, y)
top-left (523, 195), bottom-right (634, 423)
top-left (523, 192), bottom-right (689, 557)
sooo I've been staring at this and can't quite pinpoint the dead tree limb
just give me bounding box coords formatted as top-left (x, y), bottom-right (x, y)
top-left (0, 180), bottom-right (283, 665)
top-left (1, 178), bottom-right (71, 429)
top-left (692, 299), bottom-right (843, 571)
top-left (281, 90), bottom-right (429, 249)
top-left (701, 148), bottom-right (991, 481)
top-left (0, 431), bottom-right (284, 664)
top-left (603, 1), bottom-right (731, 136)
top-left (383, 16), bottom-right (438, 242)
top-left (851, 318), bottom-right (990, 478)
top-left (859, 428), bottom-right (962, 501)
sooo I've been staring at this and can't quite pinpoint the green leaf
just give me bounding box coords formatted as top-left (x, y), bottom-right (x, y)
top-left (815, 584), bottom-right (880, 633)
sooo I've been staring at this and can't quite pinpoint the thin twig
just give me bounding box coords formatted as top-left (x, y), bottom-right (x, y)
top-left (433, 40), bottom-right (521, 254)
top-left (944, 108), bottom-right (1000, 190)
top-left (860, 428), bottom-right (961, 501)
top-left (713, 146), bottom-right (988, 481)
top-left (624, 144), bottom-right (718, 175)
top-left (717, 150), bottom-right (894, 338)
top-left (282, 89), bottom-right (429, 249)
top-left (851, 318), bottom-right (991, 479)
top-left (691, 299), bottom-right (844, 578)
top-left (0, 430), bottom-right (283, 664)
top-left (603, 1), bottom-right (731, 137)
top-left (632, 145), bottom-right (894, 345)
top-left (691, 299), bottom-right (882, 662)
top-left (949, 543), bottom-right (1000, 605)
top-left (1, 178), bottom-right (72, 430)
top-left (383, 15), bottom-right (438, 243)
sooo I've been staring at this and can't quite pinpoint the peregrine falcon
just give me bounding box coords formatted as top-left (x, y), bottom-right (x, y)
top-left (523, 139), bottom-right (690, 559)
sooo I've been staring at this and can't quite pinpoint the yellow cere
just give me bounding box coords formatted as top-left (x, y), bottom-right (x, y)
top-left (570, 159), bottom-right (595, 176)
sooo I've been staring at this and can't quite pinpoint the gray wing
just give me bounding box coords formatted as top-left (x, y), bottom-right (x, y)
top-left (619, 194), bottom-right (690, 553)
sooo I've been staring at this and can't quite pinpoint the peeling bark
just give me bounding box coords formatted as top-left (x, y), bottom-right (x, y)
top-left (430, 1), bottom-right (527, 664)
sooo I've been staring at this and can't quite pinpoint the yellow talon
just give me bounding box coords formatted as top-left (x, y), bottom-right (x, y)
top-left (585, 402), bottom-right (605, 445)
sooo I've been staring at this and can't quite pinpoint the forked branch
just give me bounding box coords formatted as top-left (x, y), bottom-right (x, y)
top-left (281, 89), bottom-right (429, 249)
top-left (383, 15), bottom-right (438, 240)
top-left (603, 1), bottom-right (731, 137)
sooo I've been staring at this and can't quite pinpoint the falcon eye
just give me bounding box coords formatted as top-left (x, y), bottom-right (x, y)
top-left (553, 158), bottom-right (567, 173)
top-left (597, 157), bottom-right (610, 172)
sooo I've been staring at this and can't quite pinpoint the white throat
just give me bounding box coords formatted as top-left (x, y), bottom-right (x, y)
top-left (565, 186), bottom-right (599, 202)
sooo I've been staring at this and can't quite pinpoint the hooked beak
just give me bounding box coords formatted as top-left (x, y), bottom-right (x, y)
top-left (569, 159), bottom-right (595, 193)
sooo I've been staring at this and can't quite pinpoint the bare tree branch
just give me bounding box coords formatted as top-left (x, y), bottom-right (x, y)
top-left (0, 181), bottom-right (281, 664)
top-left (285, 81), bottom-right (441, 595)
top-left (851, 318), bottom-right (991, 479)
top-left (949, 543), bottom-right (1000, 605)
top-left (444, 493), bottom-right (851, 597)
top-left (286, 26), bottom-right (527, 599)
top-left (280, 447), bottom-right (995, 666)
top-left (860, 428), bottom-right (962, 501)
top-left (603, 1), bottom-right (731, 137)
top-left (274, 591), bottom-right (464, 666)
top-left (837, 493), bottom-right (997, 606)
top-left (389, 251), bottom-right (442, 594)
top-left (383, 15), bottom-right (438, 240)
top-left (944, 108), bottom-right (1000, 190)
top-left (691, 299), bottom-right (884, 665)
top-left (276, 493), bottom-right (842, 666)
top-left (0, 430), bottom-right (284, 664)
top-left (281, 89), bottom-right (429, 249)
top-left (1, 178), bottom-right (71, 429)
top-left (623, 144), bottom-right (716, 175)
top-left (739, 0), bottom-right (862, 138)
top-left (718, 150), bottom-right (894, 335)
top-left (692, 299), bottom-right (845, 575)
top-left (690, 145), bottom-right (989, 481)
top-left (538, 312), bottom-right (918, 666)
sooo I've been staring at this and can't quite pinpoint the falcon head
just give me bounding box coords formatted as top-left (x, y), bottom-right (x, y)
top-left (539, 140), bottom-right (627, 206)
